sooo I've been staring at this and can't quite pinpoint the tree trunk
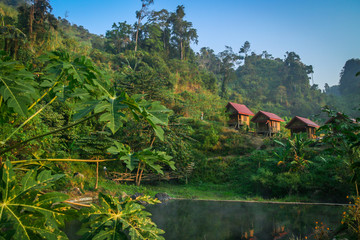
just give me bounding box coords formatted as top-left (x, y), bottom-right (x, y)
top-left (180, 40), bottom-right (183, 60)
top-left (355, 180), bottom-right (359, 197)
top-left (13, 39), bottom-right (18, 59)
top-left (183, 44), bottom-right (186, 60)
top-left (4, 39), bottom-right (8, 53)
top-left (135, 14), bottom-right (141, 52)
top-left (29, 1), bottom-right (35, 42)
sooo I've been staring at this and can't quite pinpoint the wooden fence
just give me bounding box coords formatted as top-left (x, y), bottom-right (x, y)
top-left (109, 171), bottom-right (183, 182)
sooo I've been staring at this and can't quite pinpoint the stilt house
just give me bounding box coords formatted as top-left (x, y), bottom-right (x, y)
top-left (251, 111), bottom-right (284, 136)
top-left (225, 102), bottom-right (254, 128)
top-left (325, 112), bottom-right (357, 125)
top-left (325, 112), bottom-right (358, 133)
top-left (285, 116), bottom-right (319, 139)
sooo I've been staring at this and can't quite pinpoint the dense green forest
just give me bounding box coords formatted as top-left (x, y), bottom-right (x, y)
top-left (0, 0), bottom-right (360, 239)
top-left (1, 0), bottom-right (358, 121)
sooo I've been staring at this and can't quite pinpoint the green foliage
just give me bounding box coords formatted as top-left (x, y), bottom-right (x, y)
top-left (0, 160), bottom-right (71, 240)
top-left (120, 148), bottom-right (175, 174)
top-left (274, 133), bottom-right (313, 172)
top-left (79, 193), bottom-right (164, 240)
top-left (318, 108), bottom-right (360, 191)
top-left (108, 140), bottom-right (175, 186)
top-left (0, 59), bottom-right (37, 117)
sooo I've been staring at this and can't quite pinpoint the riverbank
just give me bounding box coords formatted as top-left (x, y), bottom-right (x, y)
top-left (95, 179), bottom-right (316, 203)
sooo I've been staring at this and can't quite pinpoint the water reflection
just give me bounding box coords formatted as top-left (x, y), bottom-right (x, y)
top-left (147, 200), bottom-right (343, 240)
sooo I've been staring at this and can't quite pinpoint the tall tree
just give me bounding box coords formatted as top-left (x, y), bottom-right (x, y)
top-left (148, 9), bottom-right (170, 52)
top-left (283, 51), bottom-right (311, 94)
top-left (134, 0), bottom-right (154, 52)
top-left (169, 5), bottom-right (198, 60)
top-left (239, 41), bottom-right (251, 59)
top-left (197, 47), bottom-right (221, 73)
top-left (17, 0), bottom-right (57, 44)
top-left (105, 21), bottom-right (132, 54)
top-left (218, 46), bottom-right (241, 97)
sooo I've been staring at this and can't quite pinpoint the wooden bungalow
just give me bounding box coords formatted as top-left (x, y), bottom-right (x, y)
top-left (325, 112), bottom-right (357, 125)
top-left (285, 116), bottom-right (320, 139)
top-left (225, 102), bottom-right (254, 128)
top-left (251, 111), bottom-right (284, 136)
top-left (325, 112), bottom-right (358, 134)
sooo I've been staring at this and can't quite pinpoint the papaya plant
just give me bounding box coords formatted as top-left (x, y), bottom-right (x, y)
top-left (0, 51), bottom-right (171, 239)
top-left (0, 58), bottom-right (38, 117)
top-left (0, 51), bottom-right (171, 157)
top-left (79, 193), bottom-right (164, 240)
top-left (0, 160), bottom-right (71, 240)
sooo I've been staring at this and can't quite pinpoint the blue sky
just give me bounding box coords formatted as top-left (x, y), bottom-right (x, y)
top-left (51, 0), bottom-right (360, 88)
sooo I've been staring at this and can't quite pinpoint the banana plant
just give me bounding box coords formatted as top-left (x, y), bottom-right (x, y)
top-left (79, 193), bottom-right (164, 240)
top-left (274, 133), bottom-right (312, 172)
top-left (0, 160), bottom-right (71, 240)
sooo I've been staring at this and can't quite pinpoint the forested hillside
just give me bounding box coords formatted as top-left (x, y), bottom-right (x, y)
top-left (324, 58), bottom-right (360, 117)
top-left (1, 1), bottom-right (360, 238)
top-left (1, 0), bottom-right (358, 122)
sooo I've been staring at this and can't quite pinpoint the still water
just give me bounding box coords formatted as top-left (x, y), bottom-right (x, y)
top-left (147, 200), bottom-right (344, 240)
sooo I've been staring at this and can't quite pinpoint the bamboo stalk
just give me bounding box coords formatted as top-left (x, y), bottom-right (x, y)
top-left (64, 200), bottom-right (91, 208)
top-left (11, 158), bottom-right (117, 164)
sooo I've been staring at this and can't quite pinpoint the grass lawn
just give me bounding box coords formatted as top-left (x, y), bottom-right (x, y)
top-left (94, 179), bottom-right (311, 203)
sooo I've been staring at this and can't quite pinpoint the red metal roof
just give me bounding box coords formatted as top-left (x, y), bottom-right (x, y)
top-left (251, 111), bottom-right (284, 122)
top-left (226, 102), bottom-right (254, 116)
top-left (285, 116), bottom-right (320, 128)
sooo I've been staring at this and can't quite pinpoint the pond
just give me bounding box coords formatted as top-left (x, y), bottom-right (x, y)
top-left (64, 200), bottom-right (344, 240)
top-left (147, 200), bottom-right (344, 240)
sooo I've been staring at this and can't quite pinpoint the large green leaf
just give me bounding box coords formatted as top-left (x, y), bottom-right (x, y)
top-left (79, 193), bottom-right (164, 240)
top-left (0, 61), bottom-right (38, 116)
top-left (136, 149), bottom-right (175, 174)
top-left (0, 161), bottom-right (70, 240)
top-left (40, 51), bottom-right (105, 103)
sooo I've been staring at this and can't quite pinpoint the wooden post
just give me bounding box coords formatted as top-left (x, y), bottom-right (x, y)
top-left (135, 162), bottom-right (141, 186)
top-left (95, 159), bottom-right (99, 190)
top-left (138, 166), bottom-right (144, 186)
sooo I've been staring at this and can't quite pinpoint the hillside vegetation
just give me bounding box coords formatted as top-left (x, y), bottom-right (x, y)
top-left (1, 1), bottom-right (360, 239)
